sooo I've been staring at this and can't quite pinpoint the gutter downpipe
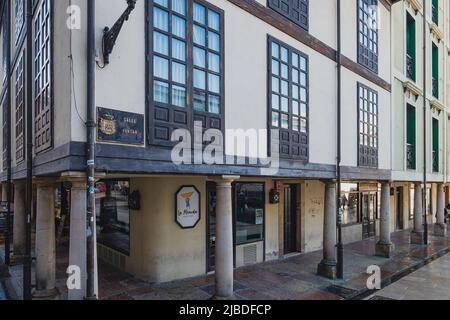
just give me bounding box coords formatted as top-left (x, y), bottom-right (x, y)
top-left (4, 0), bottom-right (11, 268)
top-left (86, 0), bottom-right (98, 300)
top-left (422, 0), bottom-right (428, 245)
top-left (24, 0), bottom-right (33, 300)
top-left (336, 0), bottom-right (344, 280)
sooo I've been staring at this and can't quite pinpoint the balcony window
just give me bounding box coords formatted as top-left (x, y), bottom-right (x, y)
top-left (432, 118), bottom-right (439, 172)
top-left (432, 43), bottom-right (439, 99)
top-left (406, 104), bottom-right (416, 170)
top-left (358, 83), bottom-right (378, 168)
top-left (358, 0), bottom-right (378, 73)
top-left (406, 12), bottom-right (416, 81)
top-left (432, 0), bottom-right (438, 25)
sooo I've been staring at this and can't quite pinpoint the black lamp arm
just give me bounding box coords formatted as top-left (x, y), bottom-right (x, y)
top-left (102, 0), bottom-right (137, 65)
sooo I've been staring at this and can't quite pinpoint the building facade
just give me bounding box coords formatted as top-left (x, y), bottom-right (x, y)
top-left (3, 0), bottom-right (447, 301)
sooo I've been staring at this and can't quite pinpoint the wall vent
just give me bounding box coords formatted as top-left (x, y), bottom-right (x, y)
top-left (98, 244), bottom-right (126, 271)
top-left (243, 244), bottom-right (258, 265)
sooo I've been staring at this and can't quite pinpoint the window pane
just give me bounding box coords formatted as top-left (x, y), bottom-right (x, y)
top-left (172, 15), bottom-right (186, 38)
top-left (235, 184), bottom-right (265, 245)
top-left (281, 80), bottom-right (288, 96)
top-left (293, 117), bottom-right (300, 132)
top-left (292, 85), bottom-right (299, 100)
top-left (194, 68), bottom-right (206, 89)
top-left (300, 103), bottom-right (307, 117)
top-left (281, 64), bottom-right (288, 79)
top-left (153, 7), bottom-right (169, 32)
top-left (153, 56), bottom-right (169, 80)
top-left (272, 59), bottom-right (279, 76)
top-left (194, 47), bottom-right (206, 68)
top-left (272, 42), bottom-right (279, 59)
top-left (193, 2), bottom-right (206, 24)
top-left (208, 95), bottom-right (220, 114)
top-left (300, 118), bottom-right (307, 133)
top-left (154, 0), bottom-right (168, 7)
top-left (272, 94), bottom-right (280, 110)
top-left (208, 53), bottom-right (220, 73)
top-left (281, 97), bottom-right (288, 112)
top-left (292, 53), bottom-right (299, 68)
top-left (193, 25), bottom-right (206, 46)
top-left (194, 91), bottom-right (206, 111)
top-left (281, 114), bottom-right (289, 129)
top-left (292, 69), bottom-right (299, 84)
top-left (172, 62), bottom-right (186, 85)
top-left (272, 77), bottom-right (279, 93)
top-left (172, 85), bottom-right (186, 108)
top-left (154, 80), bottom-right (169, 103)
top-left (172, 38), bottom-right (186, 61)
top-left (172, 0), bottom-right (185, 15)
top-left (153, 32), bottom-right (169, 55)
top-left (281, 47), bottom-right (288, 62)
top-left (272, 112), bottom-right (280, 127)
top-left (208, 73), bottom-right (220, 94)
top-left (208, 10), bottom-right (220, 31)
top-left (208, 31), bottom-right (220, 52)
top-left (293, 100), bottom-right (299, 115)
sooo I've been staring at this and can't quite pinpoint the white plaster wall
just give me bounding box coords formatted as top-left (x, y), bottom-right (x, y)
top-left (302, 180), bottom-right (324, 253)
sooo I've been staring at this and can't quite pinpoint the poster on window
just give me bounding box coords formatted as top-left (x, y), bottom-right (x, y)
top-left (176, 186), bottom-right (201, 229)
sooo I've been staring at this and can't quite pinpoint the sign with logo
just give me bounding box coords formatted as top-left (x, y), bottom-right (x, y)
top-left (97, 107), bottom-right (144, 146)
top-left (176, 186), bottom-right (201, 229)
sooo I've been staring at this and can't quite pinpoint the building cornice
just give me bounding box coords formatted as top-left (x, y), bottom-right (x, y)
top-left (404, 0), bottom-right (422, 13)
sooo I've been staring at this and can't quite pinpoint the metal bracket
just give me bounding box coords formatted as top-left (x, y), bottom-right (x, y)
top-left (102, 0), bottom-right (137, 65)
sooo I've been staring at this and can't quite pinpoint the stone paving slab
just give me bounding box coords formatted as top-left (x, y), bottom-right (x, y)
top-left (0, 227), bottom-right (449, 300)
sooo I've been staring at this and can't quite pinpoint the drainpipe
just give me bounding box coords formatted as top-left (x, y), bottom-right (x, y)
top-left (86, 0), bottom-right (98, 300)
top-left (336, 0), bottom-right (344, 280)
top-left (23, 0), bottom-right (33, 300)
top-left (4, 0), bottom-right (11, 267)
top-left (422, 0), bottom-right (428, 244)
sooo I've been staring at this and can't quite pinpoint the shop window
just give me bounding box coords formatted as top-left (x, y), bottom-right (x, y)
top-left (95, 180), bottom-right (130, 255)
top-left (341, 183), bottom-right (360, 225)
top-left (235, 183), bottom-right (265, 245)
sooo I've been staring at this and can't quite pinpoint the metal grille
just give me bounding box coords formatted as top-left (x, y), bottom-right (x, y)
top-left (15, 52), bottom-right (25, 163)
top-left (268, 0), bottom-right (309, 31)
top-left (34, 0), bottom-right (52, 154)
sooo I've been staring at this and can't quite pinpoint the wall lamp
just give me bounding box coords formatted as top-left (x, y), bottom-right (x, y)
top-left (102, 0), bottom-right (137, 65)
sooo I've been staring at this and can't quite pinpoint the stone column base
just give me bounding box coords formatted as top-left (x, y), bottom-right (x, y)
top-left (434, 223), bottom-right (448, 237)
top-left (317, 260), bottom-right (337, 280)
top-left (375, 242), bottom-right (395, 258)
top-left (410, 231), bottom-right (427, 245)
top-left (32, 288), bottom-right (59, 300)
top-left (211, 294), bottom-right (237, 301)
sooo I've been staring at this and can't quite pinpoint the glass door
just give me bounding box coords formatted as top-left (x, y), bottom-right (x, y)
top-left (284, 185), bottom-right (298, 254)
top-left (362, 193), bottom-right (376, 239)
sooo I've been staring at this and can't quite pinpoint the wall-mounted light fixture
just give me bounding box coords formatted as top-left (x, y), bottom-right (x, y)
top-left (102, 0), bottom-right (137, 65)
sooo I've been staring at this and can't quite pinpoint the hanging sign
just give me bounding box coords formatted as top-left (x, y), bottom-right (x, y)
top-left (175, 186), bottom-right (201, 229)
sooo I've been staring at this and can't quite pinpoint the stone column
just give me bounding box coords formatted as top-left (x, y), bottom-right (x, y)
top-left (411, 183), bottom-right (426, 244)
top-left (214, 176), bottom-right (239, 299)
top-left (13, 181), bottom-right (26, 260)
top-left (376, 182), bottom-right (395, 257)
top-left (318, 182), bottom-right (337, 279)
top-left (68, 181), bottom-right (87, 300)
top-left (434, 183), bottom-right (447, 237)
top-left (34, 181), bottom-right (58, 299)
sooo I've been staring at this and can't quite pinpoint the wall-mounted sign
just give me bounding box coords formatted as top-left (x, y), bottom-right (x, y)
top-left (176, 186), bottom-right (201, 229)
top-left (97, 107), bottom-right (144, 145)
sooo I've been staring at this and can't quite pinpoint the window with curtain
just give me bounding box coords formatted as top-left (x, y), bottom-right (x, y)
top-left (358, 0), bottom-right (378, 73)
top-left (358, 83), bottom-right (378, 168)
top-left (149, 0), bottom-right (224, 146)
top-left (269, 37), bottom-right (309, 160)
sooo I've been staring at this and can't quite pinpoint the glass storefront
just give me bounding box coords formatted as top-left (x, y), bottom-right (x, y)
top-left (95, 180), bottom-right (131, 255)
top-left (235, 183), bottom-right (265, 245)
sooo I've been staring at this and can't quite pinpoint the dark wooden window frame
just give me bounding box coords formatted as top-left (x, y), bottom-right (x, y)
top-left (357, 0), bottom-right (379, 74)
top-left (14, 0), bottom-right (25, 46)
top-left (147, 0), bottom-right (225, 148)
top-left (268, 35), bottom-right (309, 161)
top-left (267, 0), bottom-right (309, 31)
top-left (357, 82), bottom-right (378, 168)
top-left (14, 50), bottom-right (25, 164)
top-left (33, 0), bottom-right (54, 154)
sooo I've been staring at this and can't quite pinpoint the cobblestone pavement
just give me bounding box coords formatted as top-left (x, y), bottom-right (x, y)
top-left (1, 226), bottom-right (450, 300)
top-left (368, 253), bottom-right (450, 300)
